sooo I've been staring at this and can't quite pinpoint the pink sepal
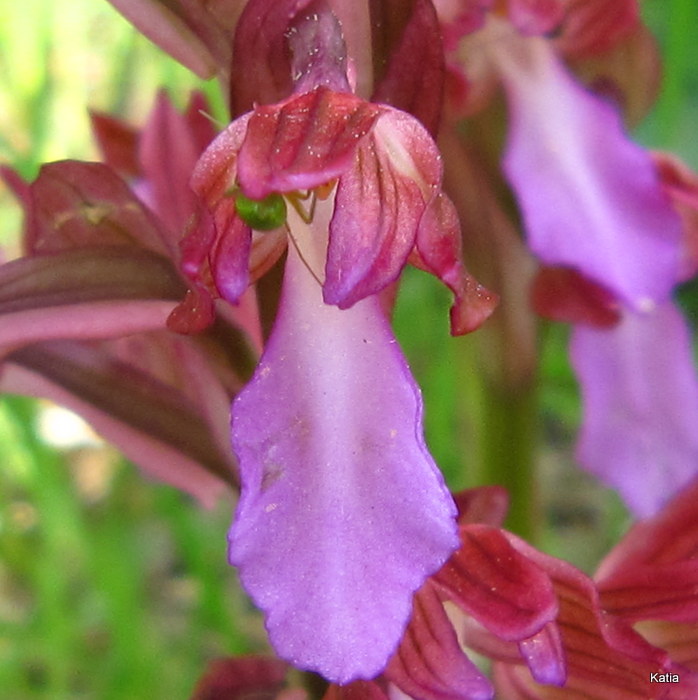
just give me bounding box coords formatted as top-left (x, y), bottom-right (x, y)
top-left (433, 525), bottom-right (558, 642)
top-left (385, 583), bottom-right (494, 700)
top-left (191, 655), bottom-right (289, 700)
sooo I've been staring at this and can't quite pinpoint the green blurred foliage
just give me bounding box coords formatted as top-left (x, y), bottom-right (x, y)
top-left (0, 398), bottom-right (258, 699)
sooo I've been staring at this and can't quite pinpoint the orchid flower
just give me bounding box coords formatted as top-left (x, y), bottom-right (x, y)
top-left (174, 0), bottom-right (496, 682)
top-left (535, 153), bottom-right (698, 518)
top-left (435, 0), bottom-right (698, 518)
top-left (4, 0), bottom-right (497, 684)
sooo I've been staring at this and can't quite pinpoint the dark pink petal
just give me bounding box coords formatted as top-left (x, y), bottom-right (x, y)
top-left (654, 152), bottom-right (698, 281)
top-left (370, 0), bottom-right (445, 135)
top-left (413, 191), bottom-right (498, 335)
top-left (530, 266), bottom-right (622, 328)
top-left (500, 41), bottom-right (682, 311)
top-left (570, 303), bottom-right (698, 517)
top-left (107, 0), bottom-right (238, 78)
top-left (556, 0), bottom-right (639, 58)
top-left (209, 214), bottom-right (253, 303)
top-left (230, 0), bottom-right (315, 116)
top-left (322, 681), bottom-right (389, 700)
top-left (191, 113), bottom-right (251, 205)
top-left (325, 108), bottom-right (457, 309)
top-left (191, 655), bottom-right (289, 700)
top-left (433, 525), bottom-right (558, 642)
top-left (597, 477), bottom-right (698, 632)
top-left (287, 1), bottom-right (351, 96)
top-left (188, 114), bottom-right (257, 305)
top-left (325, 133), bottom-right (422, 308)
top-left (138, 90), bottom-right (201, 235)
top-left (166, 285), bottom-right (216, 334)
top-left (26, 161), bottom-right (173, 257)
top-left (385, 582), bottom-right (494, 700)
top-left (2, 342), bottom-right (232, 506)
top-left (597, 477), bottom-right (698, 574)
top-left (507, 0), bottom-right (564, 36)
top-left (89, 111), bottom-right (141, 177)
top-left (179, 202), bottom-right (253, 308)
top-left (622, 620), bottom-right (698, 680)
top-left (0, 247), bottom-right (185, 348)
top-left (183, 91), bottom-right (219, 155)
top-left (1, 165), bottom-right (31, 207)
top-left (453, 485), bottom-right (510, 526)
top-left (496, 535), bottom-right (674, 699)
top-left (229, 241), bottom-right (458, 682)
top-left (237, 87), bottom-right (384, 199)
top-left (599, 561), bottom-right (698, 625)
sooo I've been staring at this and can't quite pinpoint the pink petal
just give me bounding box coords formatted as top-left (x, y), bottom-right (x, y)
top-left (191, 655), bottom-right (289, 700)
top-left (183, 91), bottom-right (219, 155)
top-left (286, 1), bottom-right (351, 96)
top-left (453, 485), bottom-right (510, 526)
top-left (413, 190), bottom-right (498, 335)
top-left (500, 40), bottom-right (682, 311)
top-left (322, 682), bottom-right (389, 700)
top-left (370, 0), bottom-right (445, 135)
top-left (89, 111), bottom-right (141, 177)
top-left (653, 151), bottom-right (698, 281)
top-left (230, 0), bottom-right (314, 116)
top-left (432, 0), bottom-right (494, 51)
top-left (0, 247), bottom-right (186, 348)
top-left (26, 161), bottom-right (173, 257)
top-left (570, 303), bottom-right (698, 517)
top-left (597, 477), bottom-right (698, 624)
top-left (106, 0), bottom-right (234, 78)
top-left (496, 534), bottom-right (673, 699)
top-left (138, 90), bottom-right (201, 235)
top-left (596, 477), bottom-right (698, 574)
top-left (2, 349), bottom-right (229, 507)
top-left (325, 134), bottom-right (422, 307)
top-left (236, 87), bottom-right (383, 199)
top-left (325, 108), bottom-right (458, 310)
top-left (433, 525), bottom-right (558, 642)
top-left (599, 561), bottom-right (698, 624)
top-left (385, 582), bottom-right (494, 700)
top-left (555, 0), bottom-right (639, 58)
top-left (229, 242), bottom-right (458, 682)
top-left (530, 266), bottom-right (621, 328)
top-left (188, 115), bottom-right (255, 305)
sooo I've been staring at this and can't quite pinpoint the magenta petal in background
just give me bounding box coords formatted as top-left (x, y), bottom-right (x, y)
top-left (500, 40), bottom-right (681, 311)
top-left (570, 302), bottom-right (698, 517)
top-left (229, 244), bottom-right (458, 682)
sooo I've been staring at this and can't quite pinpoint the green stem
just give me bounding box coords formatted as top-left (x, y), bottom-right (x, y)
top-left (454, 331), bottom-right (540, 543)
top-left (481, 375), bottom-right (539, 541)
top-left (651, 0), bottom-right (694, 145)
